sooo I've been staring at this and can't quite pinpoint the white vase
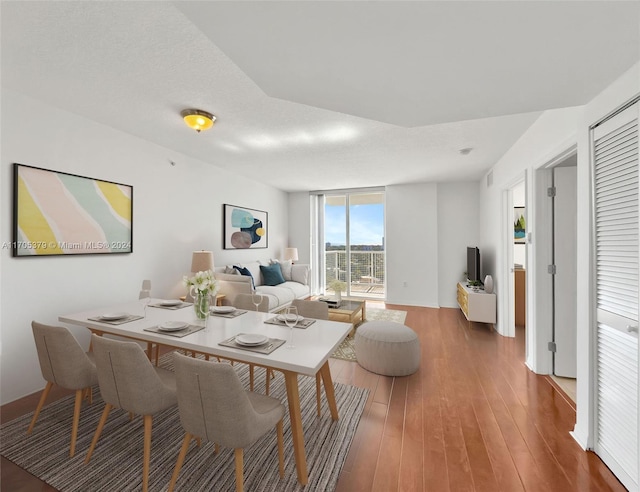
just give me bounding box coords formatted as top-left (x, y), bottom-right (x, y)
top-left (484, 275), bottom-right (494, 294)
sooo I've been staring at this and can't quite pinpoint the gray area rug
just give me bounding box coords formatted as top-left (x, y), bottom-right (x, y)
top-left (1, 354), bottom-right (369, 492)
top-left (331, 308), bottom-right (407, 362)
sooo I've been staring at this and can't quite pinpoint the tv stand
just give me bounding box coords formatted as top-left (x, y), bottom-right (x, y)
top-left (457, 282), bottom-right (496, 324)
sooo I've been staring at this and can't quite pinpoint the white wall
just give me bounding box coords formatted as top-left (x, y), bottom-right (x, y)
top-left (478, 106), bottom-right (582, 338)
top-left (478, 61), bottom-right (640, 457)
top-left (0, 89), bottom-right (289, 404)
top-left (437, 182), bottom-right (480, 308)
top-left (385, 183), bottom-right (439, 306)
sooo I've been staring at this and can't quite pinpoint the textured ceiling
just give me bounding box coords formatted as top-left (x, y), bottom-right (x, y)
top-left (2, 1), bottom-right (639, 192)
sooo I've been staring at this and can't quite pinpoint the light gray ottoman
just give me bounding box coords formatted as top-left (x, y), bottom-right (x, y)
top-left (354, 321), bottom-right (420, 376)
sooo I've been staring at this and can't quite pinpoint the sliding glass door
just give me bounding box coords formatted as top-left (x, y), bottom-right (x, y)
top-left (320, 190), bottom-right (385, 299)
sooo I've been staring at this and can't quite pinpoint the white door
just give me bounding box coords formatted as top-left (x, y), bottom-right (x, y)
top-left (593, 102), bottom-right (639, 491)
top-left (553, 166), bottom-right (577, 378)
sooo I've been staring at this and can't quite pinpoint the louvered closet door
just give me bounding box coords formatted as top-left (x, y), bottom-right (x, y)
top-left (594, 102), bottom-right (639, 492)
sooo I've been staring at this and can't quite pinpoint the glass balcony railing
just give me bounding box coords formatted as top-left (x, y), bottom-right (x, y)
top-left (324, 250), bottom-right (385, 299)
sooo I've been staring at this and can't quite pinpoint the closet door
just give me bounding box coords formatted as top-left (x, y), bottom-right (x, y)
top-left (593, 102), bottom-right (639, 491)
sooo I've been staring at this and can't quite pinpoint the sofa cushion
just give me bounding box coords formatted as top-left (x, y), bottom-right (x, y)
top-left (260, 263), bottom-right (286, 286)
top-left (233, 265), bottom-right (255, 289)
top-left (242, 261), bottom-right (263, 287)
top-left (280, 281), bottom-right (310, 299)
top-left (291, 264), bottom-right (310, 285)
top-left (270, 259), bottom-right (293, 281)
top-left (256, 286), bottom-right (296, 309)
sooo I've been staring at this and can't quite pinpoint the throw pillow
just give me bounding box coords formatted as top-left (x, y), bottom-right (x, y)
top-left (270, 258), bottom-right (293, 281)
top-left (224, 265), bottom-right (240, 275)
top-left (233, 265), bottom-right (255, 289)
top-left (260, 263), bottom-right (286, 286)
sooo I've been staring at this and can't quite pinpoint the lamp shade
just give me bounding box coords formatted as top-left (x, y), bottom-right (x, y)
top-left (284, 247), bottom-right (299, 262)
top-left (191, 251), bottom-right (214, 273)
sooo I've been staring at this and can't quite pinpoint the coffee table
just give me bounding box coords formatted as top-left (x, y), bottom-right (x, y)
top-left (314, 298), bottom-right (366, 336)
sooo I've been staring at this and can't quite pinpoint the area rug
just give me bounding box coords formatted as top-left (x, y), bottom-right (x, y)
top-left (331, 308), bottom-right (407, 362)
top-left (0, 355), bottom-right (369, 492)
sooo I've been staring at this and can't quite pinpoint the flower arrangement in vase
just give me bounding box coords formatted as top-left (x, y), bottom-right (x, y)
top-left (183, 270), bottom-right (217, 319)
top-left (328, 279), bottom-right (346, 302)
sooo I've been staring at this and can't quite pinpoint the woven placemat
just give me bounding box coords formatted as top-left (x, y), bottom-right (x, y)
top-left (143, 324), bottom-right (204, 338)
top-left (218, 334), bottom-right (285, 354)
top-left (264, 316), bottom-right (316, 329)
top-left (87, 314), bottom-right (143, 325)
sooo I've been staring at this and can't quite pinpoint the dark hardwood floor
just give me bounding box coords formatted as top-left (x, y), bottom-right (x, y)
top-left (1, 305), bottom-right (626, 491)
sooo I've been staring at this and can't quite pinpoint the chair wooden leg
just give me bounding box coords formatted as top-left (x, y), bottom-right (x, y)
top-left (315, 373), bottom-right (322, 417)
top-left (265, 369), bottom-right (271, 395)
top-left (129, 412), bottom-right (134, 421)
top-left (249, 365), bottom-right (255, 391)
top-left (277, 419), bottom-right (284, 478)
top-left (146, 342), bottom-right (153, 362)
top-left (234, 448), bottom-right (244, 492)
top-left (143, 415), bottom-right (153, 492)
top-left (154, 344), bottom-right (160, 366)
top-left (27, 381), bottom-right (53, 434)
top-left (214, 442), bottom-right (220, 454)
top-left (69, 389), bottom-right (83, 457)
top-left (168, 432), bottom-right (192, 492)
top-left (85, 403), bottom-right (112, 463)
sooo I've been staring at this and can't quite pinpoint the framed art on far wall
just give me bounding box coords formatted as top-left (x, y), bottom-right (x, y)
top-left (514, 207), bottom-right (526, 243)
top-left (12, 163), bottom-right (133, 257)
top-left (223, 204), bottom-right (268, 249)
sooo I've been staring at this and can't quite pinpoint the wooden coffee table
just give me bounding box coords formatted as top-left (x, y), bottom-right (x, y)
top-left (314, 298), bottom-right (366, 336)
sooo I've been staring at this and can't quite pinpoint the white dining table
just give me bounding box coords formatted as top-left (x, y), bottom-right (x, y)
top-left (58, 298), bottom-right (352, 485)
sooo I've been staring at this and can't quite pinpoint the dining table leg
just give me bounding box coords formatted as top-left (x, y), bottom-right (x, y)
top-left (319, 361), bottom-right (339, 420)
top-left (282, 370), bottom-right (308, 485)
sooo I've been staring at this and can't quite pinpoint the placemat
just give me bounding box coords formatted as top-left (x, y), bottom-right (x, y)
top-left (143, 324), bottom-right (204, 338)
top-left (87, 314), bottom-right (144, 325)
top-left (219, 335), bottom-right (285, 354)
top-left (148, 302), bottom-right (192, 310)
top-left (264, 316), bottom-right (316, 329)
top-left (209, 309), bottom-right (247, 319)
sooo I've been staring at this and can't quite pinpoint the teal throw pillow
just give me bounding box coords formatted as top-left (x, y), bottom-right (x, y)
top-left (233, 265), bottom-right (255, 289)
top-left (260, 263), bottom-right (286, 286)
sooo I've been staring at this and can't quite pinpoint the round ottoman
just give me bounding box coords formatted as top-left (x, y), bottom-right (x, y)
top-left (354, 321), bottom-right (420, 376)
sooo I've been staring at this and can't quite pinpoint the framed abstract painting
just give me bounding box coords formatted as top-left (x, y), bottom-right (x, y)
top-left (223, 204), bottom-right (268, 249)
top-left (514, 207), bottom-right (526, 244)
top-left (11, 163), bottom-right (133, 257)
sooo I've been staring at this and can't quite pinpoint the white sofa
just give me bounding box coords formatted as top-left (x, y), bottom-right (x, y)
top-left (214, 261), bottom-right (310, 312)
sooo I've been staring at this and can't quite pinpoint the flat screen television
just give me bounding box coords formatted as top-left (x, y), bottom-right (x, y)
top-left (467, 246), bottom-right (481, 282)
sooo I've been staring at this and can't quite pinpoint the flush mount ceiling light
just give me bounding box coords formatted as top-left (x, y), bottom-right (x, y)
top-left (181, 109), bottom-right (216, 133)
top-left (459, 147), bottom-right (473, 155)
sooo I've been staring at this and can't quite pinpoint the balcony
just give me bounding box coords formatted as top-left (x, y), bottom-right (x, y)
top-left (325, 250), bottom-right (385, 299)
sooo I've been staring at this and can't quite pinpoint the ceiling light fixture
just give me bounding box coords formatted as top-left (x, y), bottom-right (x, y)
top-left (459, 147), bottom-right (473, 155)
top-left (181, 109), bottom-right (216, 133)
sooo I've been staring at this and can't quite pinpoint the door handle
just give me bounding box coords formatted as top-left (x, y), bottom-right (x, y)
top-left (626, 325), bottom-right (639, 333)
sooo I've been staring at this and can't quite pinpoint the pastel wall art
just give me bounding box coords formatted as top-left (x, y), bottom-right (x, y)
top-left (223, 204), bottom-right (268, 249)
top-left (11, 163), bottom-right (132, 257)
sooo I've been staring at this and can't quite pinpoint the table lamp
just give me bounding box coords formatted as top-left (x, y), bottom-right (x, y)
top-left (284, 247), bottom-right (298, 264)
top-left (191, 250), bottom-right (214, 273)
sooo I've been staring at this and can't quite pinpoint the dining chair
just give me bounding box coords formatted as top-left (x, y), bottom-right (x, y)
top-left (28, 321), bottom-right (98, 457)
top-left (233, 293), bottom-right (270, 312)
top-left (168, 353), bottom-right (285, 492)
top-left (139, 279), bottom-right (151, 299)
top-left (232, 293), bottom-right (270, 392)
top-left (291, 299), bottom-right (330, 417)
top-left (86, 335), bottom-right (177, 492)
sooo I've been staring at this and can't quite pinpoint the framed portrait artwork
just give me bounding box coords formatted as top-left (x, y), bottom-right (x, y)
top-left (223, 204), bottom-right (268, 249)
top-left (12, 163), bottom-right (133, 257)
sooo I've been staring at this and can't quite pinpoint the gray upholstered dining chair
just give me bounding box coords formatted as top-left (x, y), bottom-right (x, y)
top-left (233, 293), bottom-right (270, 392)
top-left (28, 321), bottom-right (98, 457)
top-left (168, 353), bottom-right (285, 492)
top-left (233, 293), bottom-right (270, 312)
top-left (291, 299), bottom-right (330, 417)
top-left (85, 335), bottom-right (177, 492)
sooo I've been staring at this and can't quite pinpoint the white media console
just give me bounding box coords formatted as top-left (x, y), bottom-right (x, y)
top-left (457, 282), bottom-right (496, 324)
